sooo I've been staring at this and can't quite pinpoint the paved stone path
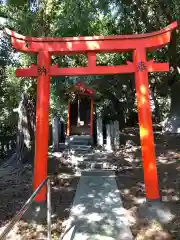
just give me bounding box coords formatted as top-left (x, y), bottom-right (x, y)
top-left (60, 170), bottom-right (133, 240)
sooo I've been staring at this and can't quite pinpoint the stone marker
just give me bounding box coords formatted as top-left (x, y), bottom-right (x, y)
top-left (97, 117), bottom-right (103, 147)
top-left (106, 124), bottom-right (112, 152)
top-left (110, 121), bottom-right (115, 149)
top-left (52, 116), bottom-right (59, 151)
top-left (114, 120), bottom-right (120, 150)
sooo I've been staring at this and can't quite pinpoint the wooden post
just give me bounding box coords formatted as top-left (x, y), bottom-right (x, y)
top-left (134, 48), bottom-right (159, 200)
top-left (34, 51), bottom-right (50, 202)
top-left (67, 103), bottom-right (71, 136)
top-left (77, 95), bottom-right (80, 126)
top-left (58, 120), bottom-right (62, 142)
top-left (90, 96), bottom-right (94, 137)
top-left (114, 120), bottom-right (120, 149)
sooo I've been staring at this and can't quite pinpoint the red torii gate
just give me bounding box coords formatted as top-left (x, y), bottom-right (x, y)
top-left (6, 21), bottom-right (177, 204)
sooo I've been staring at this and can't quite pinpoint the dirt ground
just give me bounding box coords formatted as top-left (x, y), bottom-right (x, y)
top-left (115, 128), bottom-right (180, 239)
top-left (0, 128), bottom-right (180, 239)
top-left (0, 163), bottom-right (79, 240)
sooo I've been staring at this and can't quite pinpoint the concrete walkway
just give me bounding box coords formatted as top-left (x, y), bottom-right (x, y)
top-left (60, 170), bottom-right (133, 240)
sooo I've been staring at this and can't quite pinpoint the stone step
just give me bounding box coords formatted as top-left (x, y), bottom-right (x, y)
top-left (69, 141), bottom-right (90, 146)
top-left (70, 144), bottom-right (92, 149)
top-left (67, 146), bottom-right (92, 155)
top-left (65, 135), bottom-right (93, 146)
top-left (62, 150), bottom-right (93, 157)
top-left (77, 161), bottom-right (117, 171)
top-left (67, 142), bottom-right (92, 149)
top-left (70, 150), bottom-right (92, 155)
top-left (66, 135), bottom-right (92, 140)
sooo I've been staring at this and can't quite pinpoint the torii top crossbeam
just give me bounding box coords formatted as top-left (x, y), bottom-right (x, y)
top-left (5, 21), bottom-right (177, 53)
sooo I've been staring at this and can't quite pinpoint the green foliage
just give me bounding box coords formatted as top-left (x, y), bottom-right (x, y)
top-left (7, 0), bottom-right (27, 6)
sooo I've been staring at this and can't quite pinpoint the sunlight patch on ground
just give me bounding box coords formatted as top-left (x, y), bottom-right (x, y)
top-left (135, 220), bottom-right (171, 240)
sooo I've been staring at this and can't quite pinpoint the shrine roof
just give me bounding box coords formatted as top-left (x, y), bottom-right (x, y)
top-left (67, 81), bottom-right (95, 95)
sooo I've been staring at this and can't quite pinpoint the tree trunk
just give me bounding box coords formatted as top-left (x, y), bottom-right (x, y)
top-left (151, 84), bottom-right (161, 123)
top-left (102, 89), bottom-right (126, 128)
top-left (163, 82), bottom-right (180, 133)
top-left (16, 93), bottom-right (35, 164)
top-left (157, 0), bottom-right (180, 132)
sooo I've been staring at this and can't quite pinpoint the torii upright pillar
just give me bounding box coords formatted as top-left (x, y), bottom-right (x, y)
top-left (134, 48), bottom-right (159, 199)
top-left (34, 51), bottom-right (50, 202)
